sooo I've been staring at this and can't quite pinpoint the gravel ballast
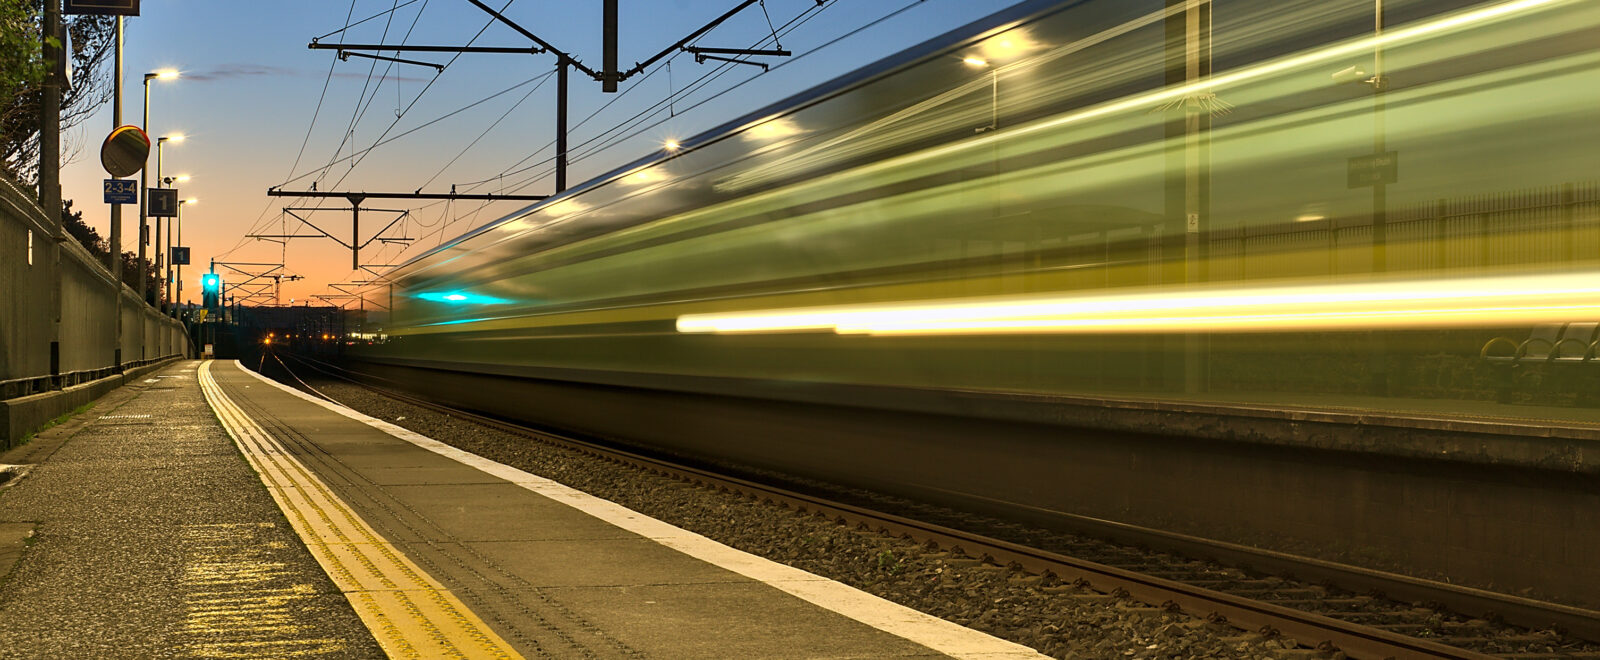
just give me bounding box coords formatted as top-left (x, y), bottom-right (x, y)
top-left (264, 360), bottom-right (1317, 660)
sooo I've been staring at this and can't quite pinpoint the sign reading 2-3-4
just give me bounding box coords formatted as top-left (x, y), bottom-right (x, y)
top-left (104, 179), bottom-right (136, 204)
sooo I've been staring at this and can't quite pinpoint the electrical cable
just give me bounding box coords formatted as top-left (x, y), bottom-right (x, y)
top-left (217, 0), bottom-right (360, 260)
top-left (417, 67), bottom-right (557, 190)
top-left (257, 0), bottom-right (932, 284)
top-left (314, 0), bottom-right (423, 41)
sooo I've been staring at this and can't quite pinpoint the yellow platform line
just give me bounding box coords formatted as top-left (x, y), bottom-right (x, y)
top-left (199, 360), bottom-right (522, 660)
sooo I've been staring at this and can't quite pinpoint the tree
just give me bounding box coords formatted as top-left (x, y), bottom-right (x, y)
top-left (0, 2), bottom-right (116, 186)
top-left (60, 197), bottom-right (152, 292)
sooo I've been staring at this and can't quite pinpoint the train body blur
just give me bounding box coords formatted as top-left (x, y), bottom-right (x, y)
top-left (335, 0), bottom-right (1600, 607)
top-left (355, 0), bottom-right (1600, 417)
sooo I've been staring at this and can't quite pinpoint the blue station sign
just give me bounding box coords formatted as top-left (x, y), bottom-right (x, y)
top-left (64, 0), bottom-right (139, 16)
top-left (104, 179), bottom-right (137, 204)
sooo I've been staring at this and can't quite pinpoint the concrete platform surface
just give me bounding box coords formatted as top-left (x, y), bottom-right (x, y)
top-left (204, 359), bottom-right (1042, 660)
top-left (0, 360), bottom-right (383, 658)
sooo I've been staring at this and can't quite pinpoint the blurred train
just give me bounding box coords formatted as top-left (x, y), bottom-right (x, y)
top-left (352, 0), bottom-right (1600, 423)
top-left (328, 0), bottom-right (1600, 609)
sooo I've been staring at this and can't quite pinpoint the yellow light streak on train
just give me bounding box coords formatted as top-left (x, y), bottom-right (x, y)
top-left (676, 271), bottom-right (1600, 335)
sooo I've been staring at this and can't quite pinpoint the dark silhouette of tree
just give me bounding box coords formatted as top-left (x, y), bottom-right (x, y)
top-left (2, 5), bottom-right (116, 185)
top-left (59, 197), bottom-right (153, 292)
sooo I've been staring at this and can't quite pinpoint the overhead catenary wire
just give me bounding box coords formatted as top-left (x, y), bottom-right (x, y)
top-left (417, 67), bottom-right (558, 190)
top-left (314, 0), bottom-right (424, 42)
top-left (317, 0), bottom-right (438, 188)
top-left (217, 0), bottom-right (361, 261)
top-left (376, 0), bottom-right (853, 264)
top-left (369, 0), bottom-right (853, 268)
top-left (298, 0), bottom-right (514, 195)
top-left (273, 0), bottom-right (938, 291)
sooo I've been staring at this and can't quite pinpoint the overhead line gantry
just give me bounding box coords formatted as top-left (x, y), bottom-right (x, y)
top-left (262, 188), bottom-right (549, 270)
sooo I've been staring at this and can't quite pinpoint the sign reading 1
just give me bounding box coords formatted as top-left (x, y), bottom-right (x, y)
top-left (64, 0), bottom-right (139, 16)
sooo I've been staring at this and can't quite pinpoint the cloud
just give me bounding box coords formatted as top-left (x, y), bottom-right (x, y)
top-left (183, 63), bottom-right (297, 81)
top-left (179, 64), bottom-right (430, 84)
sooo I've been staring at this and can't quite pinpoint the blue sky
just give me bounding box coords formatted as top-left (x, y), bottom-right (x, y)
top-left (61, 0), bottom-right (1013, 303)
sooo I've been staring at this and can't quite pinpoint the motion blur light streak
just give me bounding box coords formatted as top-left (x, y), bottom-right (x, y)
top-left (361, 0), bottom-right (1600, 421)
top-left (676, 272), bottom-right (1600, 335)
top-left (416, 291), bottom-right (511, 305)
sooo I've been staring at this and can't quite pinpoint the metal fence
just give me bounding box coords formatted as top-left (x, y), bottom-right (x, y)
top-left (1206, 182), bottom-right (1600, 281)
top-left (1, 176), bottom-right (189, 399)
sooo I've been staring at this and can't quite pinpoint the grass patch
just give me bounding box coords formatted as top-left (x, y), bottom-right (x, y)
top-left (11, 402), bottom-right (96, 449)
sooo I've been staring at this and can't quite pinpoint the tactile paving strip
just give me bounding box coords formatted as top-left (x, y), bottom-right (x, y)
top-left (199, 360), bottom-right (522, 660)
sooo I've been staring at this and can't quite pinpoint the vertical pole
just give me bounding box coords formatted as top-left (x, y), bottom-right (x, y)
top-left (164, 204), bottom-right (172, 309)
top-left (1371, 0), bottom-right (1387, 274)
top-left (602, 0), bottom-right (618, 93)
top-left (352, 204), bottom-right (361, 270)
top-left (1369, 0), bottom-right (1390, 396)
top-left (139, 77), bottom-right (149, 308)
top-left (1562, 182), bottom-right (1575, 264)
top-left (176, 202), bottom-right (183, 307)
top-left (39, 1), bottom-right (61, 219)
top-left (111, 17), bottom-right (124, 368)
top-left (41, 0), bottom-right (62, 381)
top-left (155, 144), bottom-right (163, 309)
top-left (556, 59), bottom-right (569, 193)
top-left (1165, 0), bottom-right (1211, 394)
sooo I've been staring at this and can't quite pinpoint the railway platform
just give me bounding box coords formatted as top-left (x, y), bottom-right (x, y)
top-left (0, 359), bottom-right (1044, 659)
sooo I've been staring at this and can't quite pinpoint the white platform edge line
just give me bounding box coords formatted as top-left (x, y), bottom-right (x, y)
top-left (231, 360), bottom-right (1046, 660)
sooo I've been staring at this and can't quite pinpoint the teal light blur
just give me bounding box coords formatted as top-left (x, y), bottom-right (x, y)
top-left (415, 291), bottom-right (512, 305)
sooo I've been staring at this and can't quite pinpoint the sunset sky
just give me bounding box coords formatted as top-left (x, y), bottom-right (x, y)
top-left (60, 0), bottom-right (1008, 305)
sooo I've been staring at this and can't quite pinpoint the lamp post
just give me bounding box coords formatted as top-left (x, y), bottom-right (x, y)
top-left (176, 197), bottom-right (195, 309)
top-left (140, 70), bottom-right (177, 306)
top-left (155, 133), bottom-right (182, 307)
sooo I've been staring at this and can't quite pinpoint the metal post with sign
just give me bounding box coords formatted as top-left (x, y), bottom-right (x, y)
top-left (64, 0), bottom-right (139, 15)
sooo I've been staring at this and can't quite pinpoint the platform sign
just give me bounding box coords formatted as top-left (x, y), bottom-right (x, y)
top-left (103, 179), bottom-right (136, 204)
top-left (148, 187), bottom-right (178, 217)
top-left (1348, 151), bottom-right (1398, 188)
top-left (170, 246), bottom-right (190, 266)
top-left (64, 0), bottom-right (139, 15)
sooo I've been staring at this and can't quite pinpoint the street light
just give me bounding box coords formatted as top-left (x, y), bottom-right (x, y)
top-left (176, 197), bottom-right (196, 308)
top-left (154, 134), bottom-right (183, 307)
top-left (140, 70), bottom-right (178, 305)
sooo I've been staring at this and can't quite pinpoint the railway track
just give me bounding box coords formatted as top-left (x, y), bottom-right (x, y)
top-left (268, 350), bottom-right (1600, 660)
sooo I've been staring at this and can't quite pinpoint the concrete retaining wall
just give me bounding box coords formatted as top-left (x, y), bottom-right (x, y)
top-left (1, 175), bottom-right (189, 446)
top-left (0, 358), bottom-right (181, 449)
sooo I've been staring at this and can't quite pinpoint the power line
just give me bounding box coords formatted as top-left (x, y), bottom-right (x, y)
top-left (314, 0), bottom-right (424, 41)
top-left (418, 67), bottom-right (558, 190)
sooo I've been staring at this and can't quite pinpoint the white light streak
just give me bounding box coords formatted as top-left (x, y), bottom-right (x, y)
top-left (677, 271), bottom-right (1600, 335)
